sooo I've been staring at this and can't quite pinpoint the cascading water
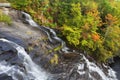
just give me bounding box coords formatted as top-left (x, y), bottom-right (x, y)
top-left (21, 12), bottom-right (38, 27)
top-left (77, 54), bottom-right (117, 80)
top-left (21, 12), bottom-right (118, 80)
top-left (22, 12), bottom-right (71, 53)
top-left (0, 38), bottom-right (52, 80)
top-left (0, 11), bottom-right (116, 80)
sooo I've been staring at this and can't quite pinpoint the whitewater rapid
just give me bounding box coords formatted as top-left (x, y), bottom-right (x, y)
top-left (21, 11), bottom-right (118, 80)
top-left (0, 38), bottom-right (51, 80)
top-left (0, 11), bottom-right (118, 80)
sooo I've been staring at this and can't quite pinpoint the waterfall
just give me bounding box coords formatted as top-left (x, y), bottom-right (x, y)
top-left (22, 12), bottom-right (70, 53)
top-left (20, 12), bottom-right (118, 80)
top-left (0, 38), bottom-right (52, 80)
top-left (77, 54), bottom-right (117, 80)
top-left (21, 12), bottom-right (38, 27)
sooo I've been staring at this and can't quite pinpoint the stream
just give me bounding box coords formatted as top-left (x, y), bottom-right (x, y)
top-left (0, 39), bottom-right (53, 80)
top-left (0, 10), bottom-right (119, 80)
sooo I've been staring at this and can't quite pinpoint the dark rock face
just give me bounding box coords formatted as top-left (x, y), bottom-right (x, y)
top-left (0, 8), bottom-right (118, 80)
top-left (0, 74), bottom-right (13, 80)
top-left (110, 57), bottom-right (120, 80)
top-left (0, 41), bottom-right (17, 64)
top-left (0, 41), bottom-right (23, 80)
top-left (0, 39), bottom-right (52, 80)
top-left (0, 41), bottom-right (16, 52)
top-left (0, 41), bottom-right (25, 65)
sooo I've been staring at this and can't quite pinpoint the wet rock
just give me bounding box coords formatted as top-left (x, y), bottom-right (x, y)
top-left (0, 42), bottom-right (24, 66)
top-left (110, 57), bottom-right (120, 80)
top-left (0, 41), bottom-right (16, 52)
top-left (0, 74), bottom-right (13, 80)
top-left (62, 52), bottom-right (80, 60)
top-left (0, 8), bottom-right (118, 80)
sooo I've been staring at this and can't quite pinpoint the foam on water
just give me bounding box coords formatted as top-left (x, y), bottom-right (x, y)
top-left (0, 38), bottom-right (50, 80)
top-left (22, 12), bottom-right (70, 53)
top-left (77, 54), bottom-right (118, 80)
top-left (21, 12), bottom-right (118, 80)
top-left (21, 12), bottom-right (38, 27)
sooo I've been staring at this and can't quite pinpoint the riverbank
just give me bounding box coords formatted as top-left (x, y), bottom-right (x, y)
top-left (0, 7), bottom-right (118, 80)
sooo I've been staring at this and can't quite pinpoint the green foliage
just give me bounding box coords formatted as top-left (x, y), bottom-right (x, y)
top-left (7, 0), bottom-right (31, 10)
top-left (104, 26), bottom-right (120, 56)
top-left (8, 0), bottom-right (120, 62)
top-left (0, 10), bottom-right (11, 25)
top-left (62, 25), bottom-right (81, 46)
top-left (48, 45), bottom-right (62, 53)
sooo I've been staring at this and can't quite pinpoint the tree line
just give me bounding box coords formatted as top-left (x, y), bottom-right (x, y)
top-left (7, 0), bottom-right (120, 62)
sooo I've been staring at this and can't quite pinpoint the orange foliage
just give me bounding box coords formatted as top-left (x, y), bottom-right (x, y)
top-left (91, 33), bottom-right (100, 42)
top-left (85, 9), bottom-right (102, 27)
top-left (105, 14), bottom-right (118, 26)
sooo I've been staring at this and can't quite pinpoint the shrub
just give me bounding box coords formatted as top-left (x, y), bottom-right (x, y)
top-left (0, 10), bottom-right (11, 25)
top-left (7, 0), bottom-right (120, 62)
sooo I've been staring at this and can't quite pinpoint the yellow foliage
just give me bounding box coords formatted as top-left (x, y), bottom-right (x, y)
top-left (28, 46), bottom-right (33, 51)
top-left (26, 31), bottom-right (32, 35)
top-left (50, 54), bottom-right (58, 64)
top-left (105, 14), bottom-right (118, 26)
top-left (83, 23), bottom-right (90, 31)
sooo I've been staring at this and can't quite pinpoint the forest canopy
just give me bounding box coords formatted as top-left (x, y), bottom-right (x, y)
top-left (7, 0), bottom-right (120, 62)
